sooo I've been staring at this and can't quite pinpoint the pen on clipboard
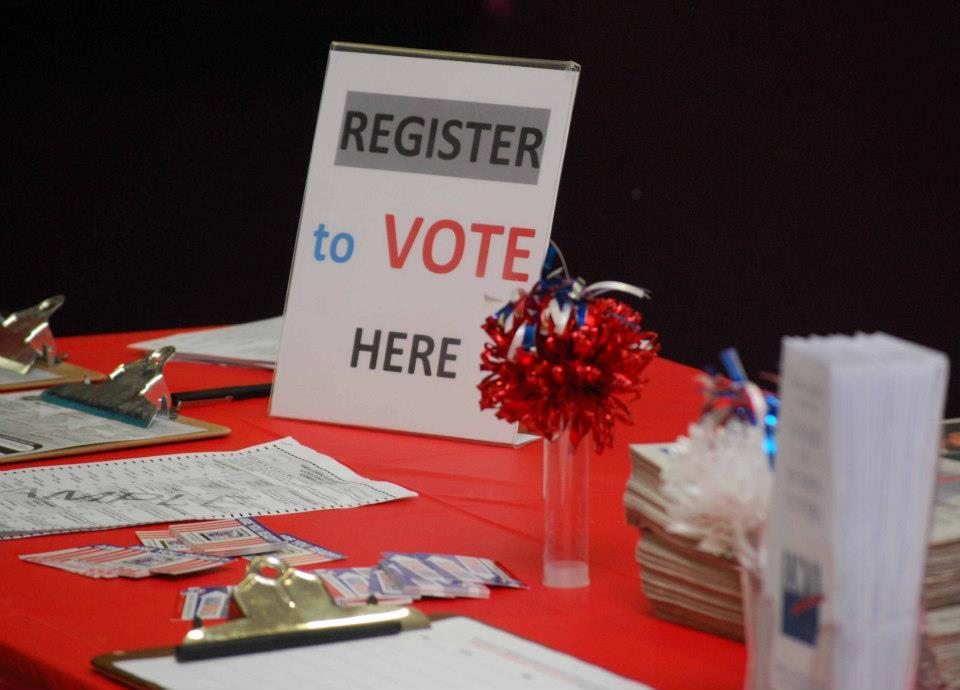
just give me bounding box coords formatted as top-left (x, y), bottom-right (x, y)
top-left (171, 383), bottom-right (272, 411)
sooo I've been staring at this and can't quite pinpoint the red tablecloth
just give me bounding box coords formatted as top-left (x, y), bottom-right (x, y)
top-left (0, 330), bottom-right (745, 690)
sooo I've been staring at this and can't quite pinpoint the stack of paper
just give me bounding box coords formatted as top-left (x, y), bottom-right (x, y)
top-left (761, 333), bottom-right (948, 690)
top-left (624, 443), bottom-right (746, 640)
top-left (625, 425), bottom-right (960, 645)
top-left (128, 317), bottom-right (281, 369)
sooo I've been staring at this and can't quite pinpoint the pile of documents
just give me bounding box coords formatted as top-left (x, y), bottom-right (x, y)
top-left (317, 552), bottom-right (526, 606)
top-left (128, 317), bottom-right (281, 369)
top-left (626, 421), bottom-right (960, 645)
top-left (624, 442), bottom-right (746, 640)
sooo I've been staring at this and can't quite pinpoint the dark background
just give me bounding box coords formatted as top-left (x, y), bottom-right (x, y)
top-left (3, 1), bottom-right (958, 415)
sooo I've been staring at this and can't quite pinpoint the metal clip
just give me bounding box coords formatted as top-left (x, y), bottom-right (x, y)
top-left (40, 346), bottom-right (175, 427)
top-left (0, 295), bottom-right (65, 375)
top-left (177, 555), bottom-right (430, 661)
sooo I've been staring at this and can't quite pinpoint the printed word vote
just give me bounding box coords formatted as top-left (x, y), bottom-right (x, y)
top-left (385, 214), bottom-right (536, 281)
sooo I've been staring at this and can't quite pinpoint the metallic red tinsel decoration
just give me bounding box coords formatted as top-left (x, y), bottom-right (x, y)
top-left (479, 282), bottom-right (659, 452)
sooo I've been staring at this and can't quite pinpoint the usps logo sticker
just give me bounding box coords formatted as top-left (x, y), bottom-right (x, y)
top-left (781, 551), bottom-right (823, 646)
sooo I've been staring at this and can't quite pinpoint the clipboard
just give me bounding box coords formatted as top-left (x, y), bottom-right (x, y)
top-left (93, 555), bottom-right (433, 689)
top-left (0, 360), bottom-right (106, 392)
top-left (0, 295), bottom-right (105, 391)
top-left (0, 413), bottom-right (230, 464)
top-left (94, 646), bottom-right (175, 690)
top-left (0, 347), bottom-right (230, 464)
top-left (90, 556), bottom-right (638, 690)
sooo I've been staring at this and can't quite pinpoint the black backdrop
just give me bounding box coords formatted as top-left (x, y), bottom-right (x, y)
top-left (4, 1), bottom-right (958, 415)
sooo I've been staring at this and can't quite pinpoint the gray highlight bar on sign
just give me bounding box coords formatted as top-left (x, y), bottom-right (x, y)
top-left (334, 91), bottom-right (551, 185)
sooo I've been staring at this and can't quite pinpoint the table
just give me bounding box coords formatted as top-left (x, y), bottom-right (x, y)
top-left (0, 330), bottom-right (745, 690)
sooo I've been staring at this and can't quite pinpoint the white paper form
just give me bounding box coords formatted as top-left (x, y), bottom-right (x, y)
top-left (0, 390), bottom-right (202, 459)
top-left (114, 617), bottom-right (655, 690)
top-left (129, 317), bottom-right (281, 369)
top-left (0, 437), bottom-right (415, 539)
top-left (0, 367), bottom-right (58, 387)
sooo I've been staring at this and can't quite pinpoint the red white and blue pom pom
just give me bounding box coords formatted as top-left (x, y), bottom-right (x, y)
top-left (478, 245), bottom-right (659, 452)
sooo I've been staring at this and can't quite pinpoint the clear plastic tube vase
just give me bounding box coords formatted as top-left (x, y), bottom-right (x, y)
top-left (542, 427), bottom-right (591, 588)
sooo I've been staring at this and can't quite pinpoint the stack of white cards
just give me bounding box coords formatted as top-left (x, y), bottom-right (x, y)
top-left (761, 333), bottom-right (949, 690)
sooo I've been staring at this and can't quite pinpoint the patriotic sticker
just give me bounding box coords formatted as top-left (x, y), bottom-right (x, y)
top-left (243, 534), bottom-right (345, 568)
top-left (415, 553), bottom-right (526, 589)
top-left (179, 587), bottom-right (233, 620)
top-left (169, 517), bottom-right (284, 557)
top-left (20, 545), bottom-right (229, 579)
top-left (781, 550), bottom-right (823, 645)
top-left (135, 528), bottom-right (190, 552)
top-left (379, 553), bottom-right (490, 599)
top-left (314, 566), bottom-right (412, 606)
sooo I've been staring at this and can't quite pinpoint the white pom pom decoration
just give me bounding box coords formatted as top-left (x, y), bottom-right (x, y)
top-left (661, 405), bottom-right (772, 573)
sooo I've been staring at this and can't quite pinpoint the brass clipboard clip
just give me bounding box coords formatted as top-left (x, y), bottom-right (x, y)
top-left (0, 295), bottom-right (65, 375)
top-left (39, 346), bottom-right (176, 427)
top-left (176, 555), bottom-right (430, 661)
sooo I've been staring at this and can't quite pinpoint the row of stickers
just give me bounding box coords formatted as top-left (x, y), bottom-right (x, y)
top-left (18, 517), bottom-right (337, 579)
top-left (20, 514), bottom-right (526, 611)
top-left (19, 516), bottom-right (345, 579)
top-left (180, 552), bottom-right (527, 622)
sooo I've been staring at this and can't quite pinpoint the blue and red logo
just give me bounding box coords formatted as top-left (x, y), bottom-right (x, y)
top-left (782, 551), bottom-right (823, 645)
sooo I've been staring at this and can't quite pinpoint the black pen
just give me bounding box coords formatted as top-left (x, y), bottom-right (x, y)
top-left (171, 383), bottom-right (272, 411)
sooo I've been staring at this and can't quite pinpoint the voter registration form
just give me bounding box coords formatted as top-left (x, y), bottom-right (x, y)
top-left (113, 617), bottom-right (655, 690)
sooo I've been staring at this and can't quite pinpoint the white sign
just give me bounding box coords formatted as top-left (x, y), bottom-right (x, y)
top-left (272, 43), bottom-right (580, 443)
